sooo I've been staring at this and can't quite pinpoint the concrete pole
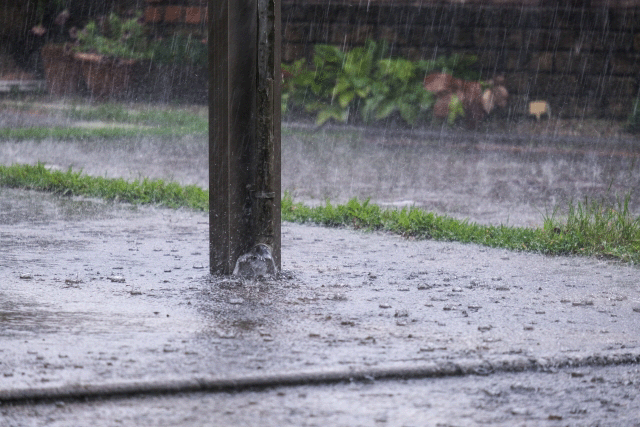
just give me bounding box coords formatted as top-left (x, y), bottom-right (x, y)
top-left (209, 0), bottom-right (281, 276)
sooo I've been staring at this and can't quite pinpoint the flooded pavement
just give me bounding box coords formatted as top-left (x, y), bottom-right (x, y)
top-left (1, 186), bottom-right (640, 425)
top-left (1, 105), bottom-right (640, 423)
top-left (0, 135), bottom-right (209, 189)
top-left (4, 365), bottom-right (640, 426)
top-left (282, 124), bottom-right (640, 228)
top-left (1, 120), bottom-right (638, 228)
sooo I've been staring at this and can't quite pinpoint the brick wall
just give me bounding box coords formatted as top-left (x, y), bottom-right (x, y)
top-left (282, 1), bottom-right (640, 119)
top-left (143, 0), bottom-right (207, 34)
top-left (140, 0), bottom-right (640, 118)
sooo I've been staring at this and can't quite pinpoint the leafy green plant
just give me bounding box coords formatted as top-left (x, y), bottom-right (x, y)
top-left (294, 41), bottom-right (388, 125)
top-left (281, 41), bottom-right (480, 126)
top-left (75, 13), bottom-right (153, 60)
top-left (281, 58), bottom-right (308, 114)
top-left (446, 94), bottom-right (465, 125)
top-left (363, 58), bottom-right (434, 125)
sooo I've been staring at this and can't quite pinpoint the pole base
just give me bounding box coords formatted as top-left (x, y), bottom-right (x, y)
top-left (232, 243), bottom-right (277, 279)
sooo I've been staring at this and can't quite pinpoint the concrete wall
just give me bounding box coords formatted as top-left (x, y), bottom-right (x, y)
top-left (282, 1), bottom-right (640, 119)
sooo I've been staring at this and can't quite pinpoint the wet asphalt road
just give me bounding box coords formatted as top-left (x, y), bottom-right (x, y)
top-left (282, 124), bottom-right (640, 228)
top-left (1, 187), bottom-right (640, 425)
top-left (0, 118), bottom-right (639, 228)
top-left (4, 365), bottom-right (640, 426)
top-left (1, 110), bottom-right (640, 424)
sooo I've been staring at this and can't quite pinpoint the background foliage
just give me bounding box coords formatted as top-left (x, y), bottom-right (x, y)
top-left (281, 40), bottom-right (480, 126)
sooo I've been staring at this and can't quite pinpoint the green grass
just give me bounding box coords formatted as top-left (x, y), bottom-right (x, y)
top-left (0, 126), bottom-right (204, 140)
top-left (64, 103), bottom-right (208, 129)
top-left (282, 193), bottom-right (640, 264)
top-left (0, 102), bottom-right (208, 140)
top-left (0, 163), bottom-right (207, 210)
top-left (1, 163), bottom-right (638, 264)
top-left (542, 195), bottom-right (640, 262)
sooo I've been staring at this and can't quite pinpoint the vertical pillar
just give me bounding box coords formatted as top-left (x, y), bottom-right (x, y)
top-left (209, 0), bottom-right (281, 275)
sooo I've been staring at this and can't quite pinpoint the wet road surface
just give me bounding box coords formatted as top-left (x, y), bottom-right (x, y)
top-left (1, 119), bottom-right (639, 228)
top-left (1, 187), bottom-right (639, 425)
top-left (1, 108), bottom-right (640, 423)
top-left (282, 124), bottom-right (640, 228)
top-left (4, 365), bottom-right (640, 426)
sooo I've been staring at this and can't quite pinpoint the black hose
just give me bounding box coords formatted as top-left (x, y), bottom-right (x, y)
top-left (2, 350), bottom-right (639, 404)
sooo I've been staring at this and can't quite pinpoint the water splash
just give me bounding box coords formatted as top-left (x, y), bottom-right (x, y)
top-left (233, 243), bottom-right (277, 279)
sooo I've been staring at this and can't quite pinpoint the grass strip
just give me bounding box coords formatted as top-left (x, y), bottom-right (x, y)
top-left (0, 102), bottom-right (207, 140)
top-left (0, 125), bottom-right (205, 141)
top-left (1, 163), bottom-right (638, 263)
top-left (0, 163), bottom-right (207, 210)
top-left (64, 103), bottom-right (208, 129)
top-left (282, 194), bottom-right (640, 264)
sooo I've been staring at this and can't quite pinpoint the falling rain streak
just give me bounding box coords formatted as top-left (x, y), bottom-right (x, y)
top-left (1, 1), bottom-right (640, 425)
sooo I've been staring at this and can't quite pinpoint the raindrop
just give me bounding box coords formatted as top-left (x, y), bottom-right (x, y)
top-left (64, 275), bottom-right (83, 286)
top-left (572, 300), bottom-right (594, 306)
top-left (217, 330), bottom-right (237, 339)
top-left (327, 293), bottom-right (347, 301)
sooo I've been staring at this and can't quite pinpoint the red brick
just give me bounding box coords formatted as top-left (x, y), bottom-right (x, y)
top-left (185, 7), bottom-right (203, 25)
top-left (164, 6), bottom-right (183, 23)
top-left (144, 6), bottom-right (163, 23)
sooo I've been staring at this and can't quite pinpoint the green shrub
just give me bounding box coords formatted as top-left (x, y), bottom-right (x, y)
top-left (363, 57), bottom-right (434, 125)
top-left (280, 41), bottom-right (479, 126)
top-left (293, 41), bottom-right (387, 125)
top-left (75, 13), bottom-right (153, 60)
